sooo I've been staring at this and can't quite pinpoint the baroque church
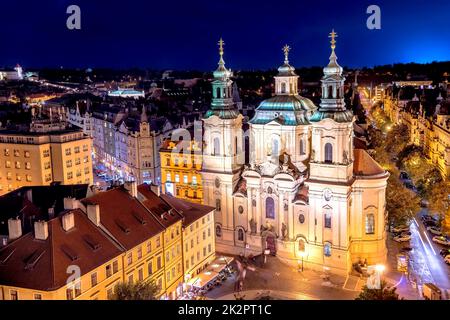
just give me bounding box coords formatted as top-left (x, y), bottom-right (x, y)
top-left (200, 32), bottom-right (389, 275)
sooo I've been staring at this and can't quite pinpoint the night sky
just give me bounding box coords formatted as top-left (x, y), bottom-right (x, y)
top-left (0, 0), bottom-right (449, 70)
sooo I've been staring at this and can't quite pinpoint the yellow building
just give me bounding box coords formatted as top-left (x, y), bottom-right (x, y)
top-left (0, 129), bottom-right (93, 195)
top-left (0, 182), bottom-right (216, 300)
top-left (160, 127), bottom-right (203, 204)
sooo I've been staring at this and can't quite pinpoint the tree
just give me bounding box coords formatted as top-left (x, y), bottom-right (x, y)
top-left (386, 170), bottom-right (420, 226)
top-left (356, 280), bottom-right (401, 300)
top-left (428, 181), bottom-right (450, 235)
top-left (385, 124), bottom-right (409, 155)
top-left (110, 280), bottom-right (159, 300)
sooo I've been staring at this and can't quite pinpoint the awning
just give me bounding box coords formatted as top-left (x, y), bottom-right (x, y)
top-left (186, 255), bottom-right (234, 288)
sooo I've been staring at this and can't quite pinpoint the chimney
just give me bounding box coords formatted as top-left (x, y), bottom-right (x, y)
top-left (64, 197), bottom-right (78, 210)
top-left (124, 181), bottom-right (138, 198)
top-left (87, 204), bottom-right (101, 226)
top-left (8, 218), bottom-right (22, 240)
top-left (48, 207), bottom-right (55, 219)
top-left (62, 212), bottom-right (75, 232)
top-left (150, 183), bottom-right (160, 197)
top-left (34, 221), bottom-right (49, 240)
top-left (25, 188), bottom-right (33, 203)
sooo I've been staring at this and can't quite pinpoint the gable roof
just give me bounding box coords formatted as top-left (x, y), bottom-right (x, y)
top-left (353, 149), bottom-right (386, 177)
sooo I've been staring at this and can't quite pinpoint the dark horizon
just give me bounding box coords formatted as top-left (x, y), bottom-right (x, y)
top-left (0, 0), bottom-right (449, 70)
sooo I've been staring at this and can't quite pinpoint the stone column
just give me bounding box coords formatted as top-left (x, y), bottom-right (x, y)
top-left (256, 188), bottom-right (262, 232)
top-left (247, 187), bottom-right (253, 233)
top-left (288, 193), bottom-right (294, 240)
top-left (278, 191), bottom-right (284, 238)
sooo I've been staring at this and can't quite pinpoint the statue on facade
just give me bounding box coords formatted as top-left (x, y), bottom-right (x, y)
top-left (281, 223), bottom-right (288, 240)
top-left (343, 150), bottom-right (349, 165)
top-left (266, 141), bottom-right (272, 156)
top-left (249, 218), bottom-right (257, 234)
top-left (311, 149), bottom-right (316, 161)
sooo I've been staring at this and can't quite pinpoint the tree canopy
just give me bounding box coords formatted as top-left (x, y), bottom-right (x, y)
top-left (110, 280), bottom-right (160, 300)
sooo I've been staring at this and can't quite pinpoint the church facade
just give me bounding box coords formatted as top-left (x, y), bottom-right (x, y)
top-left (201, 33), bottom-right (389, 275)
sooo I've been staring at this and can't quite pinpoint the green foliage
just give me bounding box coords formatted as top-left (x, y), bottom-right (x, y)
top-left (386, 169), bottom-right (420, 226)
top-left (356, 280), bottom-right (401, 300)
top-left (110, 280), bottom-right (159, 300)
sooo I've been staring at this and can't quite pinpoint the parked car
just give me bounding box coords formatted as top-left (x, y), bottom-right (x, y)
top-left (394, 234), bottom-right (411, 242)
top-left (392, 225), bottom-right (410, 233)
top-left (440, 249), bottom-right (450, 257)
top-left (423, 220), bottom-right (437, 227)
top-left (432, 236), bottom-right (450, 246)
top-left (426, 226), bottom-right (442, 236)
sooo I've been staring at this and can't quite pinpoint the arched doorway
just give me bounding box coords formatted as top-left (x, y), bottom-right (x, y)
top-left (261, 230), bottom-right (277, 256)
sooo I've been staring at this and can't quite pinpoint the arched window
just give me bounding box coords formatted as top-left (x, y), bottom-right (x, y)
top-left (235, 136), bottom-right (238, 155)
top-left (216, 87), bottom-right (221, 98)
top-left (281, 82), bottom-right (286, 93)
top-left (324, 242), bottom-right (332, 257)
top-left (299, 138), bottom-right (305, 155)
top-left (215, 225), bottom-right (222, 237)
top-left (272, 138), bottom-right (279, 157)
top-left (213, 137), bottom-right (220, 156)
top-left (324, 143), bottom-right (333, 163)
top-left (328, 86), bottom-right (333, 98)
top-left (237, 228), bottom-right (244, 241)
top-left (266, 197), bottom-right (275, 219)
top-left (365, 213), bottom-right (375, 234)
top-left (324, 207), bottom-right (332, 228)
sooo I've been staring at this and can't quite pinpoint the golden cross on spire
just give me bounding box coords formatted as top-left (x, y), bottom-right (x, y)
top-left (282, 44), bottom-right (291, 62)
top-left (218, 38), bottom-right (225, 57)
top-left (329, 29), bottom-right (338, 50)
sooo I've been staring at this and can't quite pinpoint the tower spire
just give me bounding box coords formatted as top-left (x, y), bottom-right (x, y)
top-left (329, 29), bottom-right (337, 51)
top-left (282, 44), bottom-right (291, 64)
top-left (218, 38), bottom-right (225, 67)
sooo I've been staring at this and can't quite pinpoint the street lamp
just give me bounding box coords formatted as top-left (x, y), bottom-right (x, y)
top-left (298, 251), bottom-right (307, 272)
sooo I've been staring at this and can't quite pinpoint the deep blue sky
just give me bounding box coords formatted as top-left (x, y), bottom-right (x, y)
top-left (0, 0), bottom-right (449, 70)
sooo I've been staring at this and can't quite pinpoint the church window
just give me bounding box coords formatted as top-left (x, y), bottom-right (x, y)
top-left (324, 143), bottom-right (333, 163)
top-left (300, 138), bottom-right (305, 155)
top-left (281, 82), bottom-right (286, 93)
top-left (299, 214), bottom-right (305, 224)
top-left (237, 228), bottom-right (244, 241)
top-left (365, 214), bottom-right (375, 234)
top-left (324, 243), bottom-right (332, 257)
top-left (238, 206), bottom-right (244, 214)
top-left (266, 197), bottom-right (275, 219)
top-left (216, 87), bottom-right (221, 98)
top-left (215, 177), bottom-right (220, 188)
top-left (328, 86), bottom-right (333, 98)
top-left (215, 199), bottom-right (221, 212)
top-left (272, 139), bottom-right (279, 157)
top-left (213, 137), bottom-right (220, 156)
top-left (215, 225), bottom-right (222, 237)
top-left (324, 208), bottom-right (332, 228)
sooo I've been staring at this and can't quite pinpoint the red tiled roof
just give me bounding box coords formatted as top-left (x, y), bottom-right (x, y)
top-left (136, 184), bottom-right (183, 228)
top-left (0, 209), bottom-right (122, 291)
top-left (160, 193), bottom-right (214, 228)
top-left (353, 149), bottom-right (386, 177)
top-left (82, 187), bottom-right (165, 250)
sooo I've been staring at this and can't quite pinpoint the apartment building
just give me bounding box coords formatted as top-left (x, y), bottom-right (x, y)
top-left (0, 129), bottom-right (93, 195)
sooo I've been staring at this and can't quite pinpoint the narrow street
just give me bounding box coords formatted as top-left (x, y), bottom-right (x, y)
top-left (359, 89), bottom-right (450, 299)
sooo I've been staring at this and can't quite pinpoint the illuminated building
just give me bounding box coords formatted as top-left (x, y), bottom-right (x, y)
top-left (160, 126), bottom-right (203, 204)
top-left (0, 182), bottom-right (215, 300)
top-left (0, 128), bottom-right (93, 195)
top-left (108, 87), bottom-right (145, 99)
top-left (201, 33), bottom-right (389, 275)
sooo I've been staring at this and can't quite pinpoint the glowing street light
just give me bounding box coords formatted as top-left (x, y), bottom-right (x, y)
top-left (375, 264), bottom-right (386, 273)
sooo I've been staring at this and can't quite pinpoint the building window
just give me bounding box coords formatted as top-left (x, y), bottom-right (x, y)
top-left (65, 148), bottom-right (71, 156)
top-left (215, 199), bottom-right (221, 211)
top-left (324, 208), bottom-right (332, 228)
top-left (324, 143), bottom-right (333, 163)
top-left (324, 242), bottom-right (332, 257)
top-left (138, 268), bottom-right (144, 281)
top-left (137, 247), bottom-right (142, 259)
top-left (166, 173), bottom-right (171, 181)
top-left (66, 288), bottom-right (74, 300)
top-left (148, 262), bottom-right (153, 275)
top-left (208, 228), bottom-right (211, 237)
top-left (175, 174), bottom-right (180, 182)
top-left (157, 256), bottom-right (162, 269)
top-left (238, 205), bottom-right (244, 214)
top-left (300, 138), bottom-right (305, 155)
top-left (127, 253), bottom-right (133, 265)
top-left (365, 214), bottom-right (375, 234)
top-left (112, 260), bottom-right (118, 273)
top-left (34, 293), bottom-right (42, 300)
top-left (203, 231), bottom-right (206, 240)
top-left (67, 172), bottom-right (73, 180)
top-left (213, 137), bottom-right (220, 156)
top-left (166, 158), bottom-right (170, 166)
top-left (146, 241), bottom-right (152, 253)
top-left (183, 175), bottom-right (188, 184)
top-left (203, 247), bottom-right (207, 257)
top-left (184, 190), bottom-right (188, 197)
top-left (128, 274), bottom-right (134, 284)
top-left (156, 237), bottom-right (161, 248)
top-left (237, 228), bottom-right (244, 241)
top-left (265, 197), bottom-right (275, 219)
top-left (10, 290), bottom-right (18, 300)
top-left (192, 176), bottom-right (197, 185)
top-left (216, 225), bottom-right (222, 237)
top-left (191, 239), bottom-right (194, 249)
top-left (74, 146), bottom-right (80, 154)
top-left (281, 82), bottom-right (286, 93)
top-left (91, 272), bottom-right (98, 287)
top-left (208, 243), bottom-right (212, 253)
top-left (272, 138), bottom-right (279, 156)
top-left (106, 265), bottom-right (112, 277)
top-left (25, 162), bottom-right (31, 170)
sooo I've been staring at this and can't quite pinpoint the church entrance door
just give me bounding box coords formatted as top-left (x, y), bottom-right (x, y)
top-left (265, 236), bottom-right (276, 255)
